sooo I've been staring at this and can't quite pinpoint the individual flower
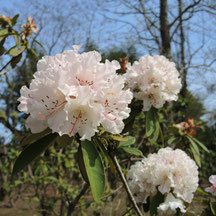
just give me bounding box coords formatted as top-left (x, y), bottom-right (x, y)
top-left (157, 193), bottom-right (186, 215)
top-left (205, 175), bottom-right (216, 196)
top-left (18, 46), bottom-right (133, 140)
top-left (125, 55), bottom-right (182, 111)
top-left (128, 147), bottom-right (199, 214)
top-left (21, 16), bottom-right (38, 40)
top-left (174, 118), bottom-right (201, 137)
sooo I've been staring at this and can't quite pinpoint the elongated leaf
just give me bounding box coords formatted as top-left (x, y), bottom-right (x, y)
top-left (0, 29), bottom-right (9, 37)
top-left (11, 14), bottom-right (19, 26)
top-left (77, 144), bottom-right (89, 183)
top-left (7, 45), bottom-right (26, 57)
top-left (188, 136), bottom-right (200, 154)
top-left (121, 146), bottom-right (143, 156)
top-left (190, 145), bottom-right (201, 167)
top-left (13, 133), bottom-right (57, 174)
top-left (210, 202), bottom-right (216, 215)
top-left (146, 109), bottom-right (160, 144)
top-left (146, 109), bottom-right (155, 137)
top-left (11, 53), bottom-right (22, 68)
top-left (118, 136), bottom-right (136, 148)
top-left (21, 128), bottom-right (51, 147)
top-left (81, 140), bottom-right (105, 202)
top-left (189, 136), bottom-right (209, 153)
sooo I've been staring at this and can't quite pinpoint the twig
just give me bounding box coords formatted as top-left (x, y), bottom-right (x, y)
top-left (108, 153), bottom-right (143, 216)
top-left (66, 182), bottom-right (89, 216)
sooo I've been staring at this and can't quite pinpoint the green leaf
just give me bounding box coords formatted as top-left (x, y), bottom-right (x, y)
top-left (121, 146), bottom-right (143, 156)
top-left (167, 136), bottom-right (176, 145)
top-left (77, 144), bottom-right (89, 183)
top-left (146, 109), bottom-right (155, 137)
top-left (13, 133), bottom-right (57, 175)
top-left (118, 136), bottom-right (136, 148)
top-left (189, 136), bottom-right (209, 153)
top-left (146, 109), bottom-right (160, 144)
top-left (150, 192), bottom-right (164, 216)
top-left (11, 53), bottom-right (22, 68)
top-left (56, 134), bottom-right (73, 146)
top-left (11, 14), bottom-right (19, 26)
top-left (7, 45), bottom-right (26, 57)
top-left (81, 140), bottom-right (105, 202)
top-left (21, 128), bottom-right (51, 147)
top-left (0, 110), bottom-right (7, 121)
top-left (210, 202), bottom-right (216, 215)
top-left (190, 145), bottom-right (201, 167)
top-left (0, 28), bottom-right (9, 37)
top-left (196, 187), bottom-right (209, 196)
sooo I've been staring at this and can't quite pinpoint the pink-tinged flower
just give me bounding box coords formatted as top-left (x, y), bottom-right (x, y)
top-left (18, 46), bottom-right (133, 140)
top-left (128, 147), bottom-right (199, 204)
top-left (205, 175), bottom-right (216, 196)
top-left (125, 55), bottom-right (182, 111)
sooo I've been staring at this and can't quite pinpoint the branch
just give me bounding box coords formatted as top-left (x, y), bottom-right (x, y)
top-left (66, 182), bottom-right (89, 216)
top-left (169, 0), bottom-right (201, 28)
top-left (108, 153), bottom-right (143, 216)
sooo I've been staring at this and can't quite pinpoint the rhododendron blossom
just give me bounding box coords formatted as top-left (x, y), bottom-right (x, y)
top-left (158, 193), bottom-right (186, 215)
top-left (18, 46), bottom-right (133, 140)
top-left (205, 175), bottom-right (216, 196)
top-left (125, 55), bottom-right (182, 111)
top-left (128, 147), bottom-right (199, 214)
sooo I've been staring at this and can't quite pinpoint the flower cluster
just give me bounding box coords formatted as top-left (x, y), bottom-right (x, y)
top-left (128, 147), bottom-right (199, 214)
top-left (18, 46), bottom-right (133, 140)
top-left (205, 175), bottom-right (216, 196)
top-left (125, 55), bottom-right (182, 111)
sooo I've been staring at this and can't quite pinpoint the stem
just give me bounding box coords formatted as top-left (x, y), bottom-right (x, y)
top-left (66, 182), bottom-right (89, 216)
top-left (109, 153), bottom-right (143, 216)
top-left (0, 59), bottom-right (12, 75)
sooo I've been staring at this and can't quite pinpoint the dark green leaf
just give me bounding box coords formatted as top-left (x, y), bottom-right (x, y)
top-left (118, 136), bottom-right (136, 148)
top-left (210, 202), bottom-right (216, 215)
top-left (146, 109), bottom-right (155, 137)
top-left (77, 144), bottom-right (89, 183)
top-left (189, 136), bottom-right (210, 153)
top-left (11, 14), bottom-right (19, 26)
top-left (21, 128), bottom-right (51, 147)
top-left (121, 146), bottom-right (143, 156)
top-left (81, 140), bottom-right (105, 202)
top-left (7, 45), bottom-right (26, 57)
top-left (56, 134), bottom-right (73, 146)
top-left (190, 145), bottom-right (201, 167)
top-left (10, 53), bottom-right (22, 68)
top-left (150, 192), bottom-right (164, 216)
top-left (146, 109), bottom-right (160, 144)
top-left (0, 45), bottom-right (6, 56)
top-left (13, 133), bottom-right (57, 175)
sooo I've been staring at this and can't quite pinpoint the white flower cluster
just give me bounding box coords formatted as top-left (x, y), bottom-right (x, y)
top-left (128, 147), bottom-right (199, 215)
top-left (18, 46), bottom-right (133, 140)
top-left (125, 55), bottom-right (182, 111)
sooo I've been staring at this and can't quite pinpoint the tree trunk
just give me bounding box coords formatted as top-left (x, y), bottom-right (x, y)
top-left (160, 0), bottom-right (171, 59)
top-left (178, 0), bottom-right (187, 95)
